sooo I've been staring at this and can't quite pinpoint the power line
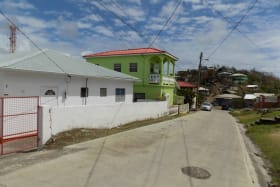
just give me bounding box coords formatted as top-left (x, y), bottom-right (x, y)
top-left (92, 0), bottom-right (149, 45)
top-left (206, 0), bottom-right (258, 59)
top-left (148, 0), bottom-right (183, 47)
top-left (0, 9), bottom-right (68, 75)
top-left (84, 0), bottom-right (131, 49)
top-left (109, 0), bottom-right (127, 18)
top-left (204, 0), bottom-right (260, 49)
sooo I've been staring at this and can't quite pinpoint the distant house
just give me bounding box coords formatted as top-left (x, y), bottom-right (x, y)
top-left (0, 49), bottom-right (138, 106)
top-left (198, 87), bottom-right (209, 96)
top-left (177, 81), bottom-right (197, 109)
top-left (217, 71), bottom-right (232, 80)
top-left (244, 94), bottom-right (257, 107)
top-left (246, 85), bottom-right (258, 92)
top-left (83, 48), bottom-right (178, 106)
top-left (254, 93), bottom-right (280, 108)
top-left (214, 94), bottom-right (243, 108)
top-left (231, 73), bottom-right (248, 84)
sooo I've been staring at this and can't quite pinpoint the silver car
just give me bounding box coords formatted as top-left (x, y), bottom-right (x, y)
top-left (200, 102), bottom-right (213, 111)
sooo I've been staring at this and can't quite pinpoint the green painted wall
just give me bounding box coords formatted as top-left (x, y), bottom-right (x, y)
top-left (85, 54), bottom-right (177, 105)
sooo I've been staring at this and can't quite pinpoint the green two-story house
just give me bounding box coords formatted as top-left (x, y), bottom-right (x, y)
top-left (83, 48), bottom-right (178, 106)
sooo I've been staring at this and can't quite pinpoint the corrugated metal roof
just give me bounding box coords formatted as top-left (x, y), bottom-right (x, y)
top-left (83, 47), bottom-right (178, 60)
top-left (177, 81), bottom-right (197, 88)
top-left (0, 49), bottom-right (138, 81)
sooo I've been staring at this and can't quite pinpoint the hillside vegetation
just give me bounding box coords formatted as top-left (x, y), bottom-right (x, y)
top-left (177, 66), bottom-right (280, 95)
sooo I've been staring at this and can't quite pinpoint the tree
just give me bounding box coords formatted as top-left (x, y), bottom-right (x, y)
top-left (177, 88), bottom-right (196, 106)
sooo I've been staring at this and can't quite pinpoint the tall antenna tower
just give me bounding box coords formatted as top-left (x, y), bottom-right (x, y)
top-left (9, 25), bottom-right (16, 53)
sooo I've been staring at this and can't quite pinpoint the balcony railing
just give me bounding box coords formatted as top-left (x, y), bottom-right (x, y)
top-left (149, 74), bottom-right (175, 84)
top-left (149, 74), bottom-right (160, 83)
top-left (163, 76), bottom-right (175, 84)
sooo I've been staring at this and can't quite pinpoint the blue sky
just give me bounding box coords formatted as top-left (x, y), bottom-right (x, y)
top-left (0, 0), bottom-right (280, 76)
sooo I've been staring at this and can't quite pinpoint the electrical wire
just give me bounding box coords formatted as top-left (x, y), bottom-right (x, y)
top-left (109, 0), bottom-right (127, 18)
top-left (204, 0), bottom-right (260, 49)
top-left (93, 0), bottom-right (149, 45)
top-left (148, 0), bottom-right (183, 47)
top-left (0, 9), bottom-right (68, 75)
top-left (84, 0), bottom-right (131, 49)
top-left (206, 0), bottom-right (258, 59)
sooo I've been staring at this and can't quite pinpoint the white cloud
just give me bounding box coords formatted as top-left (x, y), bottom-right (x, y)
top-left (177, 17), bottom-right (191, 24)
top-left (194, 19), bottom-right (228, 47)
top-left (77, 22), bottom-right (92, 29)
top-left (57, 17), bottom-right (79, 39)
top-left (43, 10), bottom-right (73, 18)
top-left (95, 26), bottom-right (114, 37)
top-left (145, 23), bottom-right (164, 31)
top-left (160, 1), bottom-right (184, 18)
top-left (150, 0), bottom-right (160, 4)
top-left (125, 6), bottom-right (146, 22)
top-left (126, 0), bottom-right (142, 5)
top-left (214, 2), bottom-right (249, 17)
top-left (193, 16), bottom-right (213, 24)
top-left (192, 4), bottom-right (206, 10)
top-left (0, 0), bottom-right (35, 11)
top-left (82, 14), bottom-right (103, 22)
top-left (16, 15), bottom-right (55, 30)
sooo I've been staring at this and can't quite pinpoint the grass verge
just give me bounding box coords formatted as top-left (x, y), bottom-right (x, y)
top-left (44, 114), bottom-right (184, 149)
top-left (231, 110), bottom-right (280, 186)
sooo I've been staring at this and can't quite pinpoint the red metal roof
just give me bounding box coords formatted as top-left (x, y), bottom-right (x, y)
top-left (177, 81), bottom-right (197, 88)
top-left (83, 48), bottom-right (178, 60)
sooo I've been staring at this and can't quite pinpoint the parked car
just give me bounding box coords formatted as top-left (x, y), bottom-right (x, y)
top-left (200, 102), bottom-right (213, 111)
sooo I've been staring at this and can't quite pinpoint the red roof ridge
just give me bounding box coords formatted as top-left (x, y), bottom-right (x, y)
top-left (83, 47), bottom-right (177, 60)
top-left (177, 81), bottom-right (197, 88)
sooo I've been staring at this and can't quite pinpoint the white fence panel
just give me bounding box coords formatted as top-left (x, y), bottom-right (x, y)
top-left (40, 101), bottom-right (169, 144)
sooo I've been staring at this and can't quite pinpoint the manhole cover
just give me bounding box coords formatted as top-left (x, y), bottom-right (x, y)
top-left (181, 166), bottom-right (211, 179)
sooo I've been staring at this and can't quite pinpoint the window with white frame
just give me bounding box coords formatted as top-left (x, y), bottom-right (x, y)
top-left (129, 63), bottom-right (137, 72)
top-left (40, 87), bottom-right (58, 97)
top-left (44, 89), bottom-right (56, 96)
top-left (115, 88), bottom-right (125, 102)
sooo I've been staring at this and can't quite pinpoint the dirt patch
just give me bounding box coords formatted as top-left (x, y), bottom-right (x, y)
top-left (269, 131), bottom-right (280, 143)
top-left (44, 115), bottom-right (181, 150)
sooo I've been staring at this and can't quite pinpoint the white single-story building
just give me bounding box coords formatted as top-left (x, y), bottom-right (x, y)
top-left (0, 49), bottom-right (138, 106)
top-left (0, 49), bottom-right (169, 149)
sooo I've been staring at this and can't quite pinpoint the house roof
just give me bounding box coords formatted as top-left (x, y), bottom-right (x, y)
top-left (232, 73), bottom-right (247, 77)
top-left (254, 93), bottom-right (275, 97)
top-left (177, 81), bottom-right (197, 88)
top-left (244, 94), bottom-right (257, 100)
top-left (214, 94), bottom-right (242, 99)
top-left (83, 48), bottom-right (178, 60)
top-left (198, 87), bottom-right (209, 91)
top-left (246, 84), bottom-right (258, 88)
top-left (0, 49), bottom-right (138, 81)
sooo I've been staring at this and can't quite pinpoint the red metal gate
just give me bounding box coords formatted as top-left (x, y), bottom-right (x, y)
top-left (0, 96), bottom-right (39, 155)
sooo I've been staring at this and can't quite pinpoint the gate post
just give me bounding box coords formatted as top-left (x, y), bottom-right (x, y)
top-left (0, 97), bottom-right (4, 155)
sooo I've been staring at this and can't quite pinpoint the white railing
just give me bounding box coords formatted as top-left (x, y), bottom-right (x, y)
top-left (149, 74), bottom-right (160, 83)
top-left (163, 76), bottom-right (175, 84)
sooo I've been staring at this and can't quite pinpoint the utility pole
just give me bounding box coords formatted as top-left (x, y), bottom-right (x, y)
top-left (198, 52), bottom-right (203, 89)
top-left (196, 52), bottom-right (203, 110)
top-left (9, 24), bottom-right (16, 53)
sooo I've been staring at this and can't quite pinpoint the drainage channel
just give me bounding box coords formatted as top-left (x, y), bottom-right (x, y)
top-left (181, 166), bottom-right (211, 179)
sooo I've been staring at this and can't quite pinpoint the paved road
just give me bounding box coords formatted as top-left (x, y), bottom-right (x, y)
top-left (0, 110), bottom-right (260, 187)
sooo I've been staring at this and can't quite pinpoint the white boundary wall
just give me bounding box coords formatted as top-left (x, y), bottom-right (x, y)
top-left (39, 101), bottom-right (169, 145)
